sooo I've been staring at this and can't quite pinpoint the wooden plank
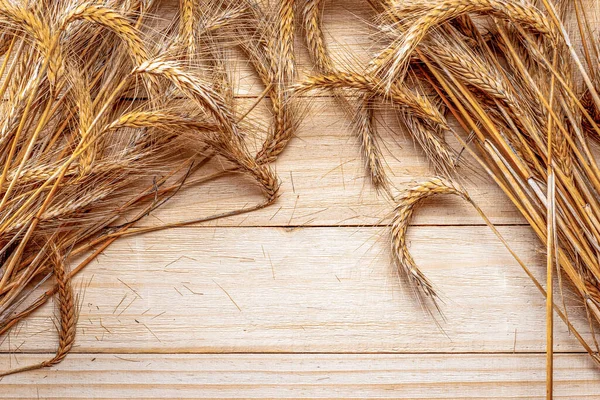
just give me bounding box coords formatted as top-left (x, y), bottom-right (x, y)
top-left (138, 96), bottom-right (524, 228)
top-left (1, 225), bottom-right (592, 354)
top-left (1, 353), bottom-right (598, 399)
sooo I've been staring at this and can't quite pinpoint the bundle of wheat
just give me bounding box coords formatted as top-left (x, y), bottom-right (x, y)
top-left (0, 0), bottom-right (296, 376)
top-left (300, 0), bottom-right (600, 395)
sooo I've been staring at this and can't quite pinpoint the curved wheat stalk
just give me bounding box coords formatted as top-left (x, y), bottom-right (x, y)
top-left (391, 178), bottom-right (470, 302)
top-left (134, 59), bottom-right (238, 136)
top-left (372, 0), bottom-right (555, 89)
top-left (60, 3), bottom-right (149, 66)
top-left (0, 248), bottom-right (75, 377)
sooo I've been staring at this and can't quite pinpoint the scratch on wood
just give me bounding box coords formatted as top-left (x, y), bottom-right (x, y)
top-left (269, 206), bottom-right (283, 221)
top-left (266, 251), bottom-right (275, 279)
top-left (13, 340), bottom-right (24, 353)
top-left (117, 296), bottom-right (137, 317)
top-left (13, 321), bottom-right (24, 338)
top-left (163, 256), bottom-right (183, 269)
top-left (321, 158), bottom-right (354, 179)
top-left (113, 294), bottom-right (128, 314)
top-left (151, 311), bottom-right (166, 320)
top-left (340, 159), bottom-right (346, 190)
top-left (114, 355), bottom-right (140, 362)
top-left (117, 278), bottom-right (143, 299)
top-left (290, 171), bottom-right (296, 193)
top-left (150, 214), bottom-right (165, 224)
top-left (213, 280), bottom-right (242, 312)
top-left (183, 284), bottom-right (203, 295)
top-left (288, 195), bottom-right (300, 225)
top-left (220, 255), bottom-right (255, 262)
top-left (142, 323), bottom-right (161, 342)
top-left (296, 207), bottom-right (328, 220)
top-left (99, 318), bottom-right (111, 333)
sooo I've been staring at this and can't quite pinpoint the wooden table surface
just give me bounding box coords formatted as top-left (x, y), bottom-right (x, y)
top-left (2, 1), bottom-right (600, 398)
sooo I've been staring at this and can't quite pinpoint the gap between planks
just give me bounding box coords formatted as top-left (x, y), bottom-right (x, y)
top-left (1, 350), bottom-right (591, 356)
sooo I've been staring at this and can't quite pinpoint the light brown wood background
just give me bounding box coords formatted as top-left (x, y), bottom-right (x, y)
top-left (2, 1), bottom-right (600, 398)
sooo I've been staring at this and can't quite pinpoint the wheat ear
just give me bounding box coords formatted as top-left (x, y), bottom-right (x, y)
top-left (391, 178), bottom-right (470, 302)
top-left (0, 248), bottom-right (75, 377)
top-left (297, 71), bottom-right (447, 127)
